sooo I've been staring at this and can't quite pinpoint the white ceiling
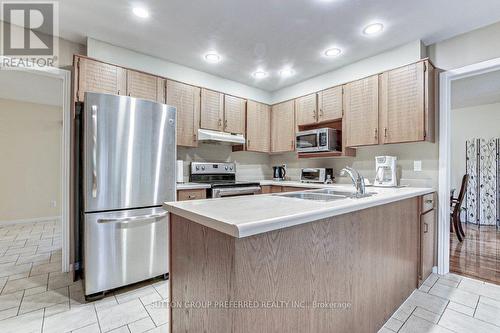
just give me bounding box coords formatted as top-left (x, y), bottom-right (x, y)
top-left (53, 0), bottom-right (500, 91)
top-left (0, 71), bottom-right (62, 107)
top-left (452, 70), bottom-right (500, 109)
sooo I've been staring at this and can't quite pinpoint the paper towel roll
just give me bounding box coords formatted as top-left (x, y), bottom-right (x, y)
top-left (176, 160), bottom-right (184, 183)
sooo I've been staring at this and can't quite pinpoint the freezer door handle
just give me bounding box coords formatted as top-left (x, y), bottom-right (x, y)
top-left (91, 105), bottom-right (98, 198)
top-left (97, 211), bottom-right (168, 224)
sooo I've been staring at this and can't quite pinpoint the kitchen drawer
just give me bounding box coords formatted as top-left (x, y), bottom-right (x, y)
top-left (421, 193), bottom-right (435, 212)
top-left (177, 189), bottom-right (207, 201)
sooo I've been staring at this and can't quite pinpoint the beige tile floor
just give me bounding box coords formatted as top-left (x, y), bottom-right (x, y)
top-left (0, 220), bottom-right (169, 333)
top-left (4, 219), bottom-right (500, 333)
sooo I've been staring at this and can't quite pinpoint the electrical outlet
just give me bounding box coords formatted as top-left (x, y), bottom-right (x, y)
top-left (413, 161), bottom-right (422, 172)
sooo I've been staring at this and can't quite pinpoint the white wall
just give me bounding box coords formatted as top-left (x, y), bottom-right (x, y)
top-left (87, 38), bottom-right (272, 104)
top-left (428, 21), bottom-right (500, 71)
top-left (271, 40), bottom-right (425, 104)
top-left (451, 102), bottom-right (500, 192)
top-left (0, 98), bottom-right (62, 222)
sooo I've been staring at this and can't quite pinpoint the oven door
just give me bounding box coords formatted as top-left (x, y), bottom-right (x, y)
top-left (212, 186), bottom-right (262, 198)
top-left (296, 131), bottom-right (319, 153)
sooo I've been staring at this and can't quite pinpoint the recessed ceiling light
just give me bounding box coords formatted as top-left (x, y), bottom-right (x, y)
top-left (279, 68), bottom-right (294, 77)
top-left (252, 70), bottom-right (268, 79)
top-left (204, 52), bottom-right (221, 64)
top-left (324, 47), bottom-right (342, 57)
top-left (363, 23), bottom-right (384, 35)
top-left (132, 7), bottom-right (149, 18)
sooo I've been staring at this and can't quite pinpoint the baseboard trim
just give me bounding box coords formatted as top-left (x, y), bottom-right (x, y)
top-left (0, 216), bottom-right (61, 226)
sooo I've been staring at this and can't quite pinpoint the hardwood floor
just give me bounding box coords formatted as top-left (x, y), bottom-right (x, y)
top-left (450, 223), bottom-right (500, 284)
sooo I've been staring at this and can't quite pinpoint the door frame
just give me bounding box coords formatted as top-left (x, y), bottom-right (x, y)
top-left (438, 57), bottom-right (500, 275)
top-left (2, 61), bottom-right (72, 272)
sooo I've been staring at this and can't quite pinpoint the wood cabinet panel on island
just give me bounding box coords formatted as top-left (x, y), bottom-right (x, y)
top-left (224, 95), bottom-right (246, 134)
top-left (200, 88), bottom-right (224, 131)
top-left (177, 189), bottom-right (207, 201)
top-left (246, 101), bottom-right (270, 153)
top-left (271, 100), bottom-right (295, 153)
top-left (166, 80), bottom-right (200, 147)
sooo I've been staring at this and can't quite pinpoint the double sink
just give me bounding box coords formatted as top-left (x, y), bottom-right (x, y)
top-left (274, 188), bottom-right (375, 202)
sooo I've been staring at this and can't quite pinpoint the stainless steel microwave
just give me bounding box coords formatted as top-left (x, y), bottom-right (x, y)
top-left (296, 128), bottom-right (341, 153)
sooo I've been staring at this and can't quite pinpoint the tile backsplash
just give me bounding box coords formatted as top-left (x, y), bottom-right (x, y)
top-left (177, 140), bottom-right (439, 188)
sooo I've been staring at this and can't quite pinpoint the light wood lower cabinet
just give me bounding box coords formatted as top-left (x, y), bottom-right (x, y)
top-left (419, 193), bottom-right (436, 285)
top-left (177, 189), bottom-right (207, 201)
top-left (344, 75), bottom-right (379, 147)
top-left (246, 101), bottom-right (270, 153)
top-left (224, 95), bottom-right (246, 134)
top-left (166, 80), bottom-right (200, 147)
top-left (271, 100), bottom-right (295, 153)
top-left (261, 185), bottom-right (312, 193)
top-left (75, 57), bottom-right (126, 102)
top-left (201, 89), bottom-right (224, 131)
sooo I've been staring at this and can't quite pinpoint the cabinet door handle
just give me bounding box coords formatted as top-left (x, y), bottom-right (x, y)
top-left (374, 128), bottom-right (378, 139)
top-left (218, 119), bottom-right (222, 127)
top-left (224, 119), bottom-right (228, 128)
top-left (247, 139), bottom-right (250, 148)
top-left (384, 128), bottom-right (388, 138)
top-left (313, 110), bottom-right (316, 120)
top-left (423, 222), bottom-right (428, 233)
top-left (188, 195), bottom-right (196, 199)
top-left (291, 140), bottom-right (294, 149)
top-left (319, 108), bottom-right (324, 117)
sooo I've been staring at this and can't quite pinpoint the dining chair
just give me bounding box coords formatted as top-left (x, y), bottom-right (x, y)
top-left (450, 174), bottom-right (469, 242)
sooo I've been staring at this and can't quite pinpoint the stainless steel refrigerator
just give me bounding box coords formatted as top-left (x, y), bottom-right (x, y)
top-left (81, 92), bottom-right (176, 298)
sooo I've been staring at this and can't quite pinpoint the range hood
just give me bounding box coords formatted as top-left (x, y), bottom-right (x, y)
top-left (197, 129), bottom-right (246, 145)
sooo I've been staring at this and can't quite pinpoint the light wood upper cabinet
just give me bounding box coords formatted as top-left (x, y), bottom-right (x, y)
top-left (246, 101), bottom-right (270, 153)
top-left (344, 75), bottom-right (379, 147)
top-left (224, 95), bottom-right (246, 134)
top-left (318, 86), bottom-right (343, 122)
top-left (271, 100), bottom-right (295, 153)
top-left (126, 70), bottom-right (162, 102)
top-left (166, 80), bottom-right (200, 147)
top-left (295, 93), bottom-right (317, 126)
top-left (380, 61), bottom-right (427, 144)
top-left (200, 89), bottom-right (224, 131)
top-left (76, 57), bottom-right (126, 102)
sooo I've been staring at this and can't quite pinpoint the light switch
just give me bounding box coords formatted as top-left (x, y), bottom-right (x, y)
top-left (414, 160), bottom-right (422, 172)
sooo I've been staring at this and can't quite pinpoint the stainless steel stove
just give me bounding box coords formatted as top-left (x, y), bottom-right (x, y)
top-left (190, 162), bottom-right (261, 198)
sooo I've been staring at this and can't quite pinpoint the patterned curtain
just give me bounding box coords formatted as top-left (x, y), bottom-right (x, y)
top-left (466, 138), bottom-right (499, 226)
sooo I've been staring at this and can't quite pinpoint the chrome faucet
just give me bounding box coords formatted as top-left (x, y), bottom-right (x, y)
top-left (340, 167), bottom-right (366, 198)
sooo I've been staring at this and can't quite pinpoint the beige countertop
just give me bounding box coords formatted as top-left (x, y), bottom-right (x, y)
top-left (164, 184), bottom-right (434, 238)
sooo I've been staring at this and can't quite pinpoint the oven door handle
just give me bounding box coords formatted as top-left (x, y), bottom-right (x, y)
top-left (212, 186), bottom-right (262, 198)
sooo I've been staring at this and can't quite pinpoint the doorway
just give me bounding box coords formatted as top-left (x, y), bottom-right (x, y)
top-left (0, 65), bottom-right (71, 273)
top-left (439, 58), bottom-right (500, 283)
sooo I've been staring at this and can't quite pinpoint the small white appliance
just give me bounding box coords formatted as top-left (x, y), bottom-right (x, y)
top-left (176, 160), bottom-right (184, 183)
top-left (300, 168), bottom-right (334, 183)
top-left (374, 156), bottom-right (398, 187)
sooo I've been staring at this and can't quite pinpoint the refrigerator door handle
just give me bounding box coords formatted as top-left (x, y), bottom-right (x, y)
top-left (91, 105), bottom-right (98, 198)
top-left (97, 211), bottom-right (168, 224)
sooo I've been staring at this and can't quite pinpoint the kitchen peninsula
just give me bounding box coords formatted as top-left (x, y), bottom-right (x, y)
top-left (164, 185), bottom-right (435, 333)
